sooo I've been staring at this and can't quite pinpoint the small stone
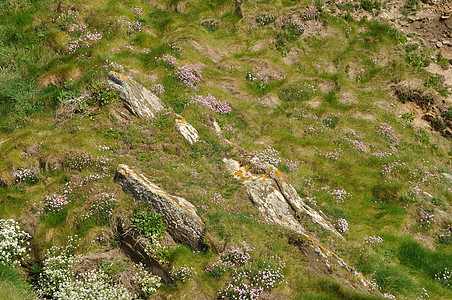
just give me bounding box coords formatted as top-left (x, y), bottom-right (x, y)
top-left (441, 173), bottom-right (452, 181)
top-left (442, 40), bottom-right (451, 46)
top-left (436, 41), bottom-right (443, 48)
top-left (175, 116), bottom-right (200, 145)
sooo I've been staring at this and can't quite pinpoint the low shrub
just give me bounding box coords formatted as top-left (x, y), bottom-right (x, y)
top-left (279, 82), bottom-right (318, 101)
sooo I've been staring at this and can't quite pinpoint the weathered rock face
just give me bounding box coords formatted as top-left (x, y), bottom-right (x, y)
top-left (288, 233), bottom-right (368, 290)
top-left (223, 154), bottom-right (342, 239)
top-left (114, 164), bottom-right (207, 251)
top-left (175, 115), bottom-right (199, 145)
top-left (223, 157), bottom-right (368, 288)
top-left (250, 158), bottom-right (343, 238)
top-left (223, 158), bottom-right (306, 234)
top-left (107, 71), bottom-right (165, 119)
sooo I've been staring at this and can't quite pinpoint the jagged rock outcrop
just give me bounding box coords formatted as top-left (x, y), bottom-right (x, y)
top-left (223, 157), bottom-right (368, 288)
top-left (223, 139), bottom-right (342, 238)
top-left (288, 233), bottom-right (368, 291)
top-left (251, 158), bottom-right (343, 238)
top-left (223, 158), bottom-right (306, 233)
top-left (107, 71), bottom-right (165, 119)
top-left (175, 115), bottom-right (200, 145)
top-left (219, 132), bottom-right (368, 288)
top-left (223, 158), bottom-right (342, 238)
top-left (114, 164), bottom-right (207, 251)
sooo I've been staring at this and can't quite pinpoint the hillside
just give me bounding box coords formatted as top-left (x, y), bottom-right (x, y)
top-left (0, 0), bottom-right (451, 299)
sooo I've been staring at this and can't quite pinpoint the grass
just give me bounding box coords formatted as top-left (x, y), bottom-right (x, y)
top-left (0, 0), bottom-right (451, 298)
top-left (0, 264), bottom-right (34, 300)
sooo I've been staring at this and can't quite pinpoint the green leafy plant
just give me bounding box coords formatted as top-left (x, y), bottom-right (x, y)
top-left (323, 115), bottom-right (340, 129)
top-left (279, 82), bottom-right (318, 101)
top-left (401, 112), bottom-right (415, 122)
top-left (407, 51), bottom-right (430, 69)
top-left (361, 0), bottom-right (381, 12)
top-left (200, 19), bottom-right (219, 32)
top-left (425, 76), bottom-right (439, 89)
top-left (88, 81), bottom-right (118, 106)
top-left (131, 211), bottom-right (166, 240)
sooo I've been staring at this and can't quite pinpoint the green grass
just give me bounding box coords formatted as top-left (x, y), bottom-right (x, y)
top-left (0, 264), bottom-right (34, 300)
top-left (0, 0), bottom-right (451, 298)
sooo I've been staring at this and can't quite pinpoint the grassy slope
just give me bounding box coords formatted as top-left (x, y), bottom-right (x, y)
top-left (0, 0), bottom-right (451, 299)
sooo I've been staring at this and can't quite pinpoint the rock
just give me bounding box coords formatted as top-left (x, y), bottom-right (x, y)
top-left (223, 158), bottom-right (306, 233)
top-left (422, 112), bottom-right (436, 121)
top-left (443, 40), bottom-right (451, 46)
top-left (107, 71), bottom-right (165, 119)
top-left (175, 1), bottom-right (188, 14)
top-left (114, 164), bottom-right (207, 251)
top-left (441, 11), bottom-right (451, 20)
top-left (213, 121), bottom-right (222, 135)
top-left (223, 158), bottom-right (343, 239)
top-left (422, 191), bottom-right (433, 198)
top-left (436, 41), bottom-right (443, 48)
top-left (253, 158), bottom-right (343, 238)
top-left (443, 173), bottom-right (452, 181)
top-left (115, 217), bottom-right (173, 284)
top-left (234, 0), bottom-right (244, 17)
top-left (175, 115), bottom-right (200, 145)
top-left (219, 132), bottom-right (366, 289)
top-left (288, 233), bottom-right (369, 290)
top-left (443, 127), bottom-right (452, 137)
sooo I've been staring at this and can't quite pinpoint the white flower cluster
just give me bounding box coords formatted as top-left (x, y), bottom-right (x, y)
top-left (55, 269), bottom-right (131, 300)
top-left (38, 236), bottom-right (133, 299)
top-left (144, 234), bottom-right (168, 264)
top-left (132, 263), bottom-right (161, 296)
top-left (0, 219), bottom-right (31, 266)
top-left (38, 236), bottom-right (82, 296)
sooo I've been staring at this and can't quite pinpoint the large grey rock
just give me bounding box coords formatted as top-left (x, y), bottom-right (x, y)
top-left (223, 158), bottom-right (305, 233)
top-left (175, 115), bottom-right (200, 145)
top-left (108, 71), bottom-right (165, 119)
top-left (223, 158), bottom-right (367, 287)
top-left (250, 158), bottom-right (343, 238)
top-left (223, 156), bottom-right (342, 239)
top-left (114, 164), bottom-right (206, 250)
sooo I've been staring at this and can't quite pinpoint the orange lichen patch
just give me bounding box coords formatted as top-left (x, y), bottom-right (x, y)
top-left (110, 71), bottom-right (128, 82)
top-left (274, 170), bottom-right (286, 180)
top-left (311, 241), bottom-right (328, 254)
top-left (176, 117), bottom-right (187, 124)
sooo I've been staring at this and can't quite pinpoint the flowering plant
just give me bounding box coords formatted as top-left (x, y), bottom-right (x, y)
top-left (0, 219), bottom-right (31, 266)
top-left (172, 64), bottom-right (202, 90)
top-left (132, 263), bottom-right (161, 296)
top-left (172, 266), bottom-right (196, 282)
top-left (189, 94), bottom-right (231, 114)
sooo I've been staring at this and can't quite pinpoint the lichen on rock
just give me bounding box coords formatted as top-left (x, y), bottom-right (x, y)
top-left (107, 71), bottom-right (165, 119)
top-left (114, 164), bottom-right (207, 251)
top-left (175, 115), bottom-right (200, 145)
